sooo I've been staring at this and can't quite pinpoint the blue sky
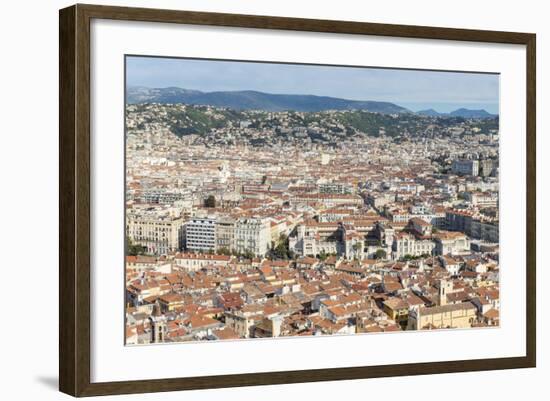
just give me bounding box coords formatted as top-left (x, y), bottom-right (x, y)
top-left (126, 56), bottom-right (499, 114)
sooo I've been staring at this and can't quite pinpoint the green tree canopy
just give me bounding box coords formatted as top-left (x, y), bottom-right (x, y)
top-left (205, 195), bottom-right (216, 208)
top-left (374, 249), bottom-right (387, 259)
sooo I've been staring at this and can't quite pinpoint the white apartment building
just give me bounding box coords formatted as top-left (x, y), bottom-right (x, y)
top-left (388, 181), bottom-right (424, 194)
top-left (186, 217), bottom-right (217, 252)
top-left (433, 231), bottom-right (471, 256)
top-left (139, 189), bottom-right (192, 205)
top-left (463, 191), bottom-right (498, 208)
top-left (318, 182), bottom-right (354, 195)
top-left (392, 232), bottom-right (435, 259)
top-left (465, 180), bottom-right (498, 193)
top-left (234, 218), bottom-right (270, 257)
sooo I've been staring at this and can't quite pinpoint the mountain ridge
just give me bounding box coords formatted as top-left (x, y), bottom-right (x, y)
top-left (127, 86), bottom-right (497, 117)
top-left (127, 86), bottom-right (410, 114)
top-left (417, 107), bottom-right (497, 119)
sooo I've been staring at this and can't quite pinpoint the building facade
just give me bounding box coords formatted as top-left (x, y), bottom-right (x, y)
top-left (433, 231), bottom-right (471, 255)
top-left (215, 216), bottom-right (235, 252)
top-left (452, 159), bottom-right (479, 176)
top-left (186, 217), bottom-right (217, 252)
top-left (234, 218), bottom-right (271, 256)
top-left (126, 207), bottom-right (185, 255)
top-left (392, 232), bottom-right (435, 259)
top-left (408, 302), bottom-right (477, 330)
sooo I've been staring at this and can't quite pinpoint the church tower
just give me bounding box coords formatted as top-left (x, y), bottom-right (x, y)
top-left (149, 300), bottom-right (167, 343)
top-left (438, 279), bottom-right (452, 306)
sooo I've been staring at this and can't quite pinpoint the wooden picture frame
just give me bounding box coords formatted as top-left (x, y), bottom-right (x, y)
top-left (59, 3), bottom-right (536, 397)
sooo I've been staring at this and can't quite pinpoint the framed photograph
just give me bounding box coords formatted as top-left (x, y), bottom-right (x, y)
top-left (59, 4), bottom-right (536, 397)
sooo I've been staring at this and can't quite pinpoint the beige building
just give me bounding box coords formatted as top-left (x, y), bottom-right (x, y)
top-left (149, 301), bottom-right (167, 343)
top-left (174, 253), bottom-right (232, 271)
top-left (408, 302), bottom-right (477, 330)
top-left (289, 222), bottom-right (340, 257)
top-left (215, 216), bottom-right (235, 251)
top-left (126, 206), bottom-right (184, 255)
top-left (224, 311), bottom-right (256, 338)
top-left (433, 231), bottom-right (471, 256)
top-left (464, 191), bottom-right (498, 208)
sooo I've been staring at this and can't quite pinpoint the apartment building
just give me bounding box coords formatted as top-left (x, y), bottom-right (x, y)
top-left (126, 206), bottom-right (184, 255)
top-left (186, 217), bottom-right (217, 252)
top-left (463, 191), bottom-right (498, 208)
top-left (234, 217), bottom-right (271, 257)
top-left (452, 159), bottom-right (479, 176)
top-left (433, 231), bottom-right (471, 255)
top-left (318, 182), bottom-right (354, 195)
top-left (215, 216), bottom-right (235, 251)
top-left (174, 253), bottom-right (232, 271)
top-left (392, 232), bottom-right (435, 259)
top-left (470, 219), bottom-right (499, 243)
top-left (446, 209), bottom-right (499, 243)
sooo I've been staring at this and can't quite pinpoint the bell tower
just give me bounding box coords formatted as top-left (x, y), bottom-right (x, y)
top-left (438, 279), bottom-right (452, 306)
top-left (149, 300), bottom-right (167, 343)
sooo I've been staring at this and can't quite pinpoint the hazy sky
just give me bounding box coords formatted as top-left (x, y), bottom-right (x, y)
top-left (126, 56), bottom-right (499, 114)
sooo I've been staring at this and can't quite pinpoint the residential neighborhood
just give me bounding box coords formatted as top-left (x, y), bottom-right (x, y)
top-left (125, 101), bottom-right (500, 345)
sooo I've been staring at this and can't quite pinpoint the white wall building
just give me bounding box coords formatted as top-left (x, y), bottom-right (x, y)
top-left (186, 217), bottom-right (217, 252)
top-left (392, 232), bottom-right (435, 259)
top-left (234, 218), bottom-right (271, 256)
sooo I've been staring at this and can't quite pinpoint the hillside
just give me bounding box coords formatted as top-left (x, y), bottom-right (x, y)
top-left (127, 86), bottom-right (410, 114)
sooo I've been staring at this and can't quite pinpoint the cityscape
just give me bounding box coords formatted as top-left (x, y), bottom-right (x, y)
top-left (125, 57), bottom-right (500, 345)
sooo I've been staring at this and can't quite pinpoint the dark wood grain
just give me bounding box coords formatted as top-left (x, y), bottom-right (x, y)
top-left (525, 34), bottom-right (536, 368)
top-left (59, 5), bottom-right (76, 396)
top-left (59, 3), bottom-right (537, 397)
top-left (76, 356), bottom-right (534, 397)
top-left (60, 5), bottom-right (92, 396)
top-left (79, 3), bottom-right (534, 44)
top-left (75, 4), bottom-right (92, 396)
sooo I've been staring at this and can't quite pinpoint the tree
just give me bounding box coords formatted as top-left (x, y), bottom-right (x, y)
top-left (273, 243), bottom-right (288, 259)
top-left (217, 247), bottom-right (231, 256)
top-left (271, 233), bottom-right (291, 260)
top-left (374, 249), bottom-right (387, 260)
top-left (241, 250), bottom-right (255, 260)
top-left (126, 238), bottom-right (147, 256)
top-left (205, 195), bottom-right (216, 208)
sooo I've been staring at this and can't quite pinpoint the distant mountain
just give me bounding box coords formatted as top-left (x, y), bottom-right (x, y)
top-left (417, 109), bottom-right (444, 117)
top-left (449, 108), bottom-right (496, 119)
top-left (417, 108), bottom-right (497, 119)
top-left (127, 87), bottom-right (203, 104)
top-left (126, 86), bottom-right (410, 114)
